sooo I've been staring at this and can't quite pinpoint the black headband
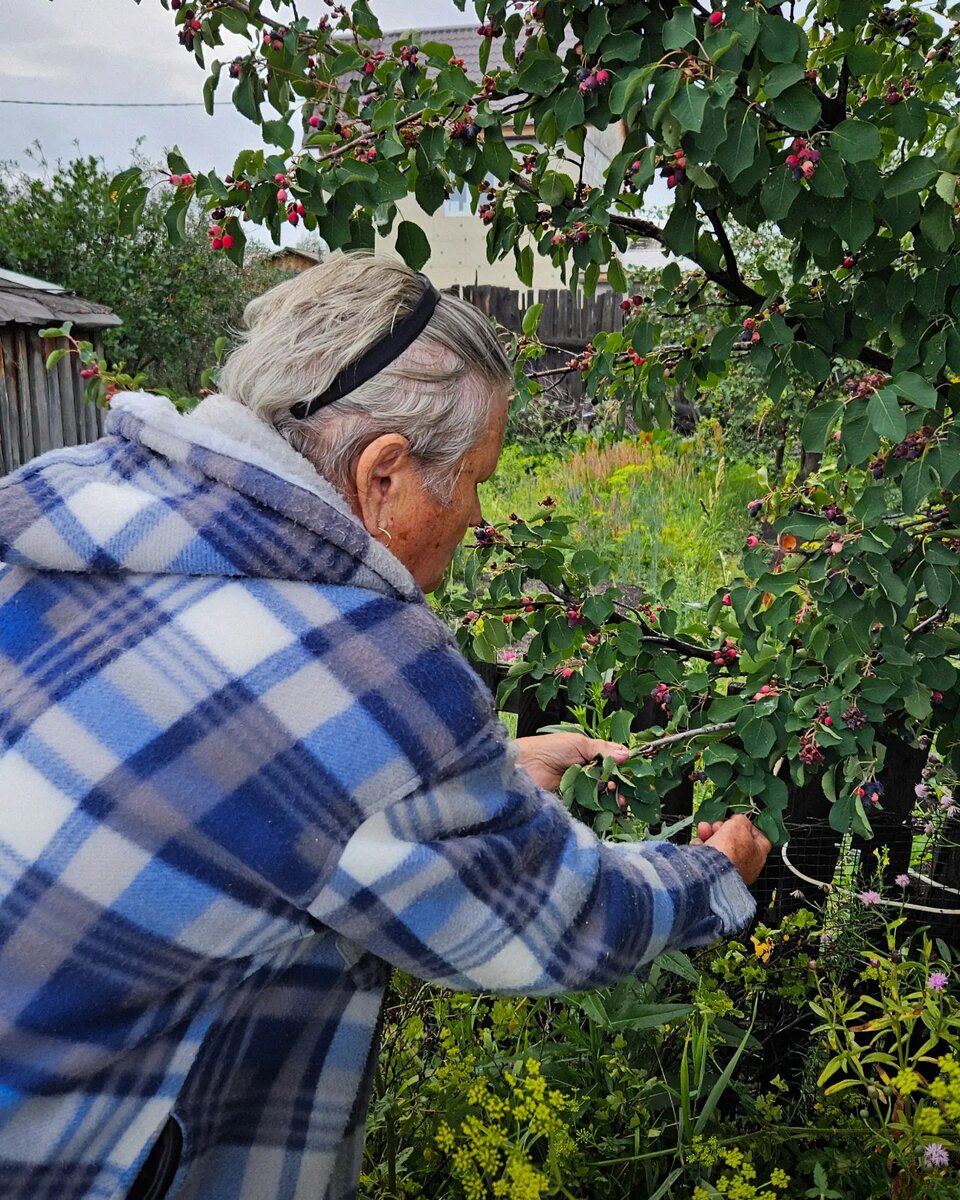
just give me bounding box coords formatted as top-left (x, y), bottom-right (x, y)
top-left (290, 273), bottom-right (441, 420)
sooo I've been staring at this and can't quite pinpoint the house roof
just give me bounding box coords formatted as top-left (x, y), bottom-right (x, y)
top-left (269, 248), bottom-right (323, 264)
top-left (0, 269), bottom-right (122, 330)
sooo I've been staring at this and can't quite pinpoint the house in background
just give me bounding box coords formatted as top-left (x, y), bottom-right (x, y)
top-left (0, 269), bottom-right (120, 474)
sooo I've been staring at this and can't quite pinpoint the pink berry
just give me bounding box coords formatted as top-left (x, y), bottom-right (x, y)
top-left (221, 233), bottom-right (235, 249)
top-left (211, 237), bottom-right (223, 250)
top-left (309, 115), bottom-right (321, 127)
top-left (824, 716), bottom-right (833, 726)
top-left (168, 175), bottom-right (182, 186)
top-left (722, 593), bottom-right (732, 606)
top-left (746, 535), bottom-right (760, 548)
top-left (275, 173), bottom-right (286, 183)
top-left (595, 68), bottom-right (609, 85)
top-left (561, 667), bottom-right (574, 679)
top-left (277, 188), bottom-right (288, 202)
top-left (708, 10), bottom-right (724, 26)
top-left (181, 174), bottom-right (194, 187)
top-left (287, 211), bottom-right (299, 225)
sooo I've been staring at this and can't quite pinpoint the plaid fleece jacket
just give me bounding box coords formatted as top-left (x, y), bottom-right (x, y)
top-left (0, 392), bottom-right (755, 1200)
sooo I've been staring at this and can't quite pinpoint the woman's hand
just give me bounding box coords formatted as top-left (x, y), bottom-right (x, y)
top-left (514, 733), bottom-right (629, 792)
top-left (694, 815), bottom-right (772, 886)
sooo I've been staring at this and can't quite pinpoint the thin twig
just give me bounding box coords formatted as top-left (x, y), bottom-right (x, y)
top-left (628, 722), bottom-right (736, 759)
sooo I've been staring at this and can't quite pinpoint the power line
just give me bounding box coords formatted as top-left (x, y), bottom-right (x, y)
top-left (0, 99), bottom-right (206, 108)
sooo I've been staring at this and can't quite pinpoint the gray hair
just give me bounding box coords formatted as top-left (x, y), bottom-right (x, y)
top-left (218, 251), bottom-right (513, 502)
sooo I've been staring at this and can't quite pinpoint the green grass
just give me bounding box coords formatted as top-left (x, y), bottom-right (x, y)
top-left (479, 427), bottom-right (760, 604)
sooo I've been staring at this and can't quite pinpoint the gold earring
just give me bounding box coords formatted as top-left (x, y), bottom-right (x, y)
top-left (377, 526), bottom-right (392, 547)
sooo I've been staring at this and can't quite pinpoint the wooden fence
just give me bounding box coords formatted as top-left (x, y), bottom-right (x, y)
top-left (0, 328), bottom-right (104, 476)
top-left (454, 283), bottom-right (624, 347)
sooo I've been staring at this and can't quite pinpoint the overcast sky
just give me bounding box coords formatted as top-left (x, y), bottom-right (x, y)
top-left (5, 0), bottom-right (468, 176)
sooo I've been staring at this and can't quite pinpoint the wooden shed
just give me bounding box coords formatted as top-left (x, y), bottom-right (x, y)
top-left (0, 269), bottom-right (121, 475)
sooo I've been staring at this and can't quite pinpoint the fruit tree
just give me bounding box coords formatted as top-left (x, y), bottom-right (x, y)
top-left (110, 0), bottom-right (960, 856)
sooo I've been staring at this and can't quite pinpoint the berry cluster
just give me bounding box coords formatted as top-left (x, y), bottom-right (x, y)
top-left (398, 44), bottom-right (419, 70)
top-left (451, 119), bottom-right (480, 142)
top-left (659, 148), bottom-right (687, 190)
top-left (167, 173), bottom-right (195, 188)
top-left (176, 8), bottom-right (202, 49)
top-left (207, 225), bottom-right (235, 251)
top-left (821, 503), bottom-right (847, 525)
top-left (874, 8), bottom-right (918, 36)
top-left (625, 348), bottom-right (646, 368)
top-left (551, 221), bottom-right (589, 246)
top-left (567, 607), bottom-right (586, 628)
top-left (360, 48), bottom-right (386, 75)
top-left (842, 705), bottom-right (866, 730)
top-left (651, 681), bottom-right (672, 714)
top-left (575, 66), bottom-right (609, 94)
top-left (926, 45), bottom-right (953, 63)
top-left (747, 498), bottom-right (764, 518)
top-left (785, 138), bottom-right (820, 182)
top-left (473, 523), bottom-right (498, 546)
top-left (521, 152), bottom-right (538, 175)
top-left (601, 681), bottom-right (619, 705)
top-left (262, 27), bottom-right (288, 52)
top-left (891, 425), bottom-right (934, 460)
top-left (564, 349), bottom-right (594, 373)
top-left (228, 57), bottom-right (244, 79)
top-left (711, 638), bottom-right (739, 668)
top-left (740, 316), bottom-right (762, 345)
top-left (308, 113), bottom-right (327, 130)
top-left (845, 371), bottom-right (889, 399)
top-left (476, 22), bottom-right (503, 36)
top-left (478, 201), bottom-right (495, 225)
top-left (854, 779), bottom-right (884, 806)
top-left (883, 77), bottom-right (916, 105)
top-left (751, 682), bottom-right (779, 702)
top-left (798, 728), bottom-right (825, 766)
top-left (620, 293), bottom-right (646, 314)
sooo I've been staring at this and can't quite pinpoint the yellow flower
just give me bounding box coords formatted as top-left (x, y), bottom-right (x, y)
top-left (892, 1068), bottom-right (921, 1096)
top-left (770, 1168), bottom-right (791, 1189)
top-left (693, 1188), bottom-right (710, 1200)
top-left (751, 937), bottom-right (774, 962)
top-left (435, 1122), bottom-right (456, 1153)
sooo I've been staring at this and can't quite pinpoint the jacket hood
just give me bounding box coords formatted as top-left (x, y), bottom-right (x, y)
top-left (0, 392), bottom-right (421, 601)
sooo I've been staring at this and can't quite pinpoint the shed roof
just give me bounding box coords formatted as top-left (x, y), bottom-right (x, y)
top-left (369, 25), bottom-right (513, 78)
top-left (0, 269), bottom-right (122, 330)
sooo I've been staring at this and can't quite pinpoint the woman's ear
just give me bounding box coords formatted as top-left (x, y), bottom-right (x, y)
top-left (351, 434), bottom-right (413, 536)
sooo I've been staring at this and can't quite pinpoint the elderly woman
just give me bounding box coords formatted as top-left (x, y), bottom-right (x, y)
top-left (0, 253), bottom-right (769, 1200)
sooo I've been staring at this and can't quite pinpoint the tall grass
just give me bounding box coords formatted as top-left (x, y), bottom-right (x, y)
top-left (480, 426), bottom-right (759, 604)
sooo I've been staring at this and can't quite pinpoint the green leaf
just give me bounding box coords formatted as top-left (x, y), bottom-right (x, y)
top-left (866, 387), bottom-right (906, 442)
top-left (395, 220), bottom-right (431, 271)
top-left (757, 13), bottom-right (806, 63)
top-left (539, 170), bottom-right (571, 207)
top-left (522, 303), bottom-right (544, 335)
top-left (761, 167), bottom-right (798, 220)
top-left (833, 194), bottom-right (875, 251)
top-left (715, 110), bottom-right (760, 181)
top-left (44, 347), bottom-right (69, 370)
top-left (762, 63), bottom-right (805, 98)
top-left (607, 257), bottom-right (627, 295)
top-left (801, 399), bottom-right (842, 452)
top-left (885, 156), bottom-right (938, 199)
top-left (739, 717), bottom-right (776, 758)
top-left (662, 9), bottom-right (696, 50)
top-left (554, 87), bottom-right (584, 135)
top-left (670, 84), bottom-right (709, 134)
top-left (920, 196), bottom-right (955, 252)
top-left (517, 48), bottom-right (564, 96)
top-left (516, 244), bottom-right (534, 287)
top-left (771, 83), bottom-right (820, 131)
top-left (166, 145), bottom-right (191, 177)
top-left (262, 118), bottom-right (294, 151)
top-left (830, 119), bottom-right (882, 163)
top-left (925, 562), bottom-right (953, 607)
top-left (891, 371), bottom-right (938, 409)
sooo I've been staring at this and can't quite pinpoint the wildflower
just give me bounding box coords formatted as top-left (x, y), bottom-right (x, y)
top-left (751, 936), bottom-right (774, 962)
top-left (928, 971), bottom-right (949, 991)
top-left (693, 1189), bottom-right (710, 1200)
top-left (895, 873), bottom-right (910, 887)
top-left (859, 889), bottom-right (881, 906)
top-left (501, 649), bottom-right (518, 662)
top-left (923, 821), bottom-right (936, 835)
top-left (924, 1143), bottom-right (949, 1169)
top-left (915, 782), bottom-right (929, 799)
top-left (940, 792), bottom-right (954, 808)
top-left (436, 1122), bottom-right (456, 1152)
top-left (770, 1168), bottom-right (791, 1189)
top-left (892, 1068), bottom-right (921, 1095)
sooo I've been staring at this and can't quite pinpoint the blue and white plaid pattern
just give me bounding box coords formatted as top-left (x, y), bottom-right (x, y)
top-left (0, 394), bottom-right (754, 1200)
